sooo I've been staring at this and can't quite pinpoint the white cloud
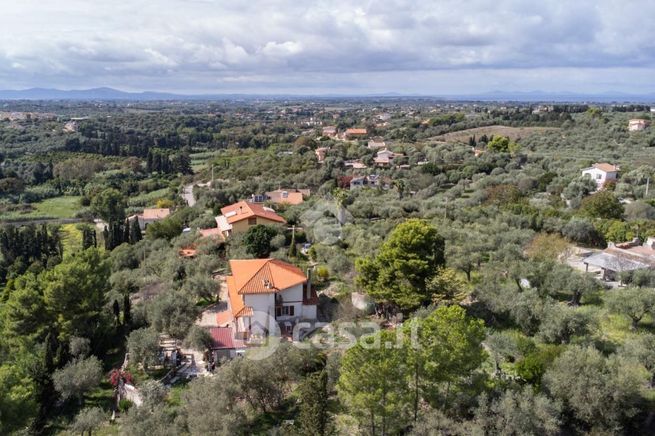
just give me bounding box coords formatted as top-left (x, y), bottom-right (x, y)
top-left (0, 0), bottom-right (654, 93)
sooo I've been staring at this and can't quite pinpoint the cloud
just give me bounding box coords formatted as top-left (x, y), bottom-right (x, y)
top-left (0, 0), bottom-right (654, 93)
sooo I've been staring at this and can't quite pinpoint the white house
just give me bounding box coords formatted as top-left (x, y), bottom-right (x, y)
top-left (581, 163), bottom-right (620, 189)
top-left (133, 208), bottom-right (171, 231)
top-left (226, 259), bottom-right (317, 340)
top-left (628, 119), bottom-right (650, 131)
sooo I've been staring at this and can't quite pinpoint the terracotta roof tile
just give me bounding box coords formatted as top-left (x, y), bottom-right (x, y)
top-left (220, 201), bottom-right (286, 224)
top-left (227, 276), bottom-right (254, 317)
top-left (229, 258), bottom-right (307, 295)
top-left (142, 208), bottom-right (171, 220)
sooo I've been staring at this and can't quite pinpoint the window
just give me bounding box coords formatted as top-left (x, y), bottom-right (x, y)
top-left (596, 174), bottom-right (602, 180)
top-left (276, 305), bottom-right (295, 317)
top-left (248, 217), bottom-right (257, 225)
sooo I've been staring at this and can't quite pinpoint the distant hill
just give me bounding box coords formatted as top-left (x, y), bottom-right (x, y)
top-left (0, 87), bottom-right (654, 103)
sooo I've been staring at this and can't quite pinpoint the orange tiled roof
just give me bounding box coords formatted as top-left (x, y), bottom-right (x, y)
top-left (345, 128), bottom-right (367, 135)
top-left (220, 201), bottom-right (286, 224)
top-left (142, 208), bottom-right (171, 220)
top-left (227, 275), bottom-right (254, 318)
top-left (229, 258), bottom-right (307, 295)
top-left (592, 163), bottom-right (619, 172)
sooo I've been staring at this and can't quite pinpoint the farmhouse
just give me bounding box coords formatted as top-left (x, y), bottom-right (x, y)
top-left (215, 201), bottom-right (286, 239)
top-left (373, 148), bottom-right (403, 167)
top-left (225, 258), bottom-right (318, 339)
top-left (581, 163), bottom-right (620, 189)
top-left (249, 188), bottom-right (310, 206)
top-left (628, 119), bottom-right (650, 131)
top-left (315, 146), bottom-right (329, 163)
top-left (350, 174), bottom-right (382, 189)
top-left (367, 137), bottom-right (386, 149)
top-left (135, 208), bottom-right (171, 230)
top-left (583, 238), bottom-right (655, 281)
top-left (322, 126), bottom-right (337, 137)
top-left (342, 128), bottom-right (367, 140)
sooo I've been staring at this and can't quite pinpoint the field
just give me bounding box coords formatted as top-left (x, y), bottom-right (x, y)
top-left (434, 125), bottom-right (560, 143)
top-left (0, 196), bottom-right (84, 222)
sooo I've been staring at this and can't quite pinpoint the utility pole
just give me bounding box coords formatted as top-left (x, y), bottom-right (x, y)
top-left (646, 177), bottom-right (650, 198)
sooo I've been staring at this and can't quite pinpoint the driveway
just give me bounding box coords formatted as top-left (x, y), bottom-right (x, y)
top-left (182, 183), bottom-right (196, 207)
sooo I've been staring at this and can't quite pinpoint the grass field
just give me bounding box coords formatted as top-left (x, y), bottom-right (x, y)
top-left (434, 125), bottom-right (560, 143)
top-left (0, 196), bottom-right (84, 221)
top-left (127, 188), bottom-right (170, 208)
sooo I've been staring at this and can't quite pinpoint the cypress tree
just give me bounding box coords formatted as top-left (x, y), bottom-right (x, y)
top-left (123, 294), bottom-right (131, 326)
top-left (297, 370), bottom-right (331, 436)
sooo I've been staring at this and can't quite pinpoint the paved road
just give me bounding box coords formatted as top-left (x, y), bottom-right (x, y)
top-left (182, 183), bottom-right (196, 207)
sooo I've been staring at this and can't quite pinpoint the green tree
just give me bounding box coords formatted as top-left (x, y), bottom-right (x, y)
top-left (579, 190), bottom-right (624, 220)
top-left (356, 219), bottom-right (445, 310)
top-left (0, 363), bottom-right (37, 434)
top-left (42, 248), bottom-right (110, 340)
top-left (544, 346), bottom-right (644, 431)
top-left (473, 387), bottom-right (562, 436)
top-left (297, 370), bottom-right (332, 436)
top-left (337, 330), bottom-right (411, 435)
top-left (148, 290), bottom-right (199, 339)
top-left (91, 188), bottom-right (126, 224)
top-left (69, 407), bottom-right (105, 436)
top-left (242, 225), bottom-right (278, 258)
top-left (183, 325), bottom-right (213, 352)
top-left (52, 356), bottom-right (102, 406)
top-left (126, 327), bottom-right (160, 370)
top-left (404, 305), bottom-right (486, 418)
top-left (182, 375), bottom-right (246, 436)
top-left (487, 136), bottom-right (520, 154)
top-left (606, 287), bottom-right (655, 329)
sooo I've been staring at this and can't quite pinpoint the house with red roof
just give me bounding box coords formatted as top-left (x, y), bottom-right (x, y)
top-left (224, 258), bottom-right (318, 340)
top-left (581, 163), bottom-right (620, 190)
top-left (214, 201), bottom-right (286, 239)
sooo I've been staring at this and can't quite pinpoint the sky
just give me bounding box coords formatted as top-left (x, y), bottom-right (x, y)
top-left (1, 0), bottom-right (654, 95)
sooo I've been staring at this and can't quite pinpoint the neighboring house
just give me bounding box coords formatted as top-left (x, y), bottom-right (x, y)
top-left (225, 259), bottom-right (318, 339)
top-left (583, 237), bottom-right (655, 281)
top-left (258, 189), bottom-right (310, 206)
top-left (342, 128), bottom-right (367, 140)
top-left (367, 137), bottom-right (386, 149)
top-left (135, 208), bottom-right (171, 230)
top-left (628, 119), bottom-right (650, 131)
top-left (322, 126), bottom-right (337, 137)
top-left (63, 121), bottom-right (78, 133)
top-left (581, 163), bottom-right (620, 189)
top-left (315, 147), bottom-right (329, 163)
top-left (373, 148), bottom-right (403, 167)
top-left (215, 201), bottom-right (286, 239)
top-left (344, 160), bottom-right (368, 170)
top-left (350, 174), bottom-right (381, 189)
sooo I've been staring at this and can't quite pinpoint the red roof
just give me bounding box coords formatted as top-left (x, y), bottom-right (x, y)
top-left (220, 201), bottom-right (286, 224)
top-left (208, 327), bottom-right (244, 350)
top-left (229, 258), bottom-right (307, 295)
